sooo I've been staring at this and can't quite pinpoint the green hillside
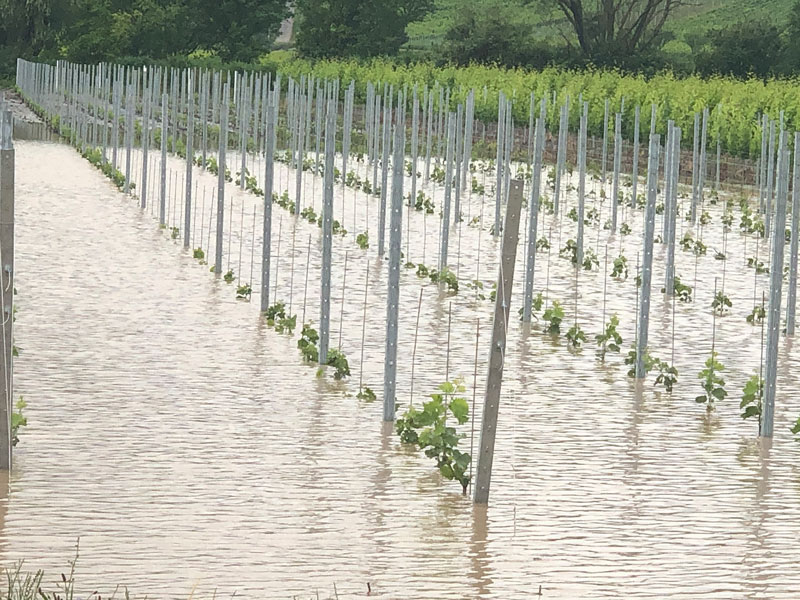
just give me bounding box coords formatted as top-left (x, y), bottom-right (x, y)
top-left (405, 0), bottom-right (561, 50)
top-left (405, 0), bottom-right (794, 53)
top-left (666, 0), bottom-right (792, 37)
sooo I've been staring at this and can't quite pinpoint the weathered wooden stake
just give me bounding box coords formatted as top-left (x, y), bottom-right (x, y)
top-left (474, 179), bottom-right (524, 505)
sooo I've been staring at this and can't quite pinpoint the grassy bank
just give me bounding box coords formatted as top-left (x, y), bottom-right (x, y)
top-left (2, 552), bottom-right (340, 599)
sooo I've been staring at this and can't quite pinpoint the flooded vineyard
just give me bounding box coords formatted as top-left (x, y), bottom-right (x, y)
top-left (1, 60), bottom-right (800, 598)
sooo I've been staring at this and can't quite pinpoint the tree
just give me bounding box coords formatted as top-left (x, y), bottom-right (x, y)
top-left (696, 20), bottom-right (783, 79)
top-left (60, 0), bottom-right (288, 63)
top-left (781, 0), bottom-right (800, 73)
top-left (543, 0), bottom-right (686, 61)
top-left (294, 0), bottom-right (433, 58)
top-left (443, 1), bottom-right (554, 68)
top-left (0, 0), bottom-right (72, 57)
top-left (184, 0), bottom-right (289, 61)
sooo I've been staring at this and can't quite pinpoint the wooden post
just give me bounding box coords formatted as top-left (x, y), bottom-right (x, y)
top-left (474, 179), bottom-right (523, 504)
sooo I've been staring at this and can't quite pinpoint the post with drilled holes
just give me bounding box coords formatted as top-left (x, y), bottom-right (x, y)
top-left (140, 82), bottom-right (149, 209)
top-left (766, 120), bottom-right (776, 238)
top-left (635, 134), bottom-right (660, 378)
top-left (159, 93), bottom-right (168, 226)
top-left (662, 122), bottom-right (673, 240)
top-left (260, 98), bottom-right (276, 312)
top-left (474, 179), bottom-right (523, 504)
top-left (214, 83), bottom-right (229, 275)
top-left (522, 115), bottom-right (544, 323)
top-left (124, 82), bottom-right (133, 194)
top-left (319, 96), bottom-right (337, 365)
top-left (786, 132), bottom-right (800, 335)
top-left (554, 102), bottom-right (566, 215)
top-left (611, 113), bottom-right (621, 232)
top-left (601, 98), bottom-right (609, 183)
top-left (690, 113), bottom-right (699, 224)
top-left (184, 72), bottom-right (194, 248)
top-left (377, 91), bottom-right (392, 256)
top-left (384, 99), bottom-right (406, 422)
top-left (762, 146), bottom-right (790, 437)
top-left (631, 106), bottom-right (640, 208)
top-left (664, 127), bottom-right (681, 296)
top-left (576, 103), bottom-right (587, 265)
top-left (0, 110), bottom-right (14, 469)
top-left (494, 93), bottom-right (505, 237)
top-left (440, 112), bottom-right (455, 269)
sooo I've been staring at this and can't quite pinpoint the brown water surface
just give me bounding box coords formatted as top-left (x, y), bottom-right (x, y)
top-left (6, 136), bottom-right (800, 598)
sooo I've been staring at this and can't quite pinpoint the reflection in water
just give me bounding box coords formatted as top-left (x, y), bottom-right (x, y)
top-left (470, 504), bottom-right (492, 598)
top-left (742, 439), bottom-right (773, 600)
top-left (4, 136), bottom-right (800, 598)
top-left (0, 471), bottom-right (7, 558)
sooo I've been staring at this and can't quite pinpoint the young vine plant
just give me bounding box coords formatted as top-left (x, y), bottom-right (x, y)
top-left (711, 291), bottom-right (732, 315)
top-left (740, 372), bottom-right (763, 422)
top-left (595, 314), bottom-right (622, 361)
top-left (696, 351), bottom-right (727, 410)
top-left (395, 379), bottom-right (471, 494)
top-left (542, 301), bottom-right (564, 335)
top-left (566, 324), bottom-right (587, 349)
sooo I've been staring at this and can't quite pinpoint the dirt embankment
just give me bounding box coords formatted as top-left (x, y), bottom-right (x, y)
top-left (1, 88), bottom-right (42, 123)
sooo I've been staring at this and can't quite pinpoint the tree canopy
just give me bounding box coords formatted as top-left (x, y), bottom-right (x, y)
top-left (294, 0), bottom-right (434, 58)
top-left (544, 0), bottom-right (686, 61)
top-left (0, 0), bottom-right (289, 68)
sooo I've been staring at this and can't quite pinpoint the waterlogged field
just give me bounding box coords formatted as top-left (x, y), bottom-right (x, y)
top-left (5, 104), bottom-right (800, 597)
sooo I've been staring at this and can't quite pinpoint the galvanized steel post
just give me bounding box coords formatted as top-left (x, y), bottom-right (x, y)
top-left (319, 96), bottom-right (337, 365)
top-left (786, 132), bottom-right (800, 336)
top-left (576, 103), bottom-right (588, 266)
top-left (124, 82), bottom-right (133, 193)
top-left (440, 112), bottom-right (455, 269)
top-left (261, 98), bottom-right (276, 313)
top-left (494, 93), bottom-right (505, 237)
top-left (601, 98), bottom-right (609, 183)
top-left (690, 113), bottom-right (699, 224)
top-left (378, 92), bottom-right (392, 255)
top-left (383, 98), bottom-right (405, 422)
top-left (611, 113), bottom-right (621, 232)
top-left (762, 147), bottom-right (789, 437)
top-left (664, 126), bottom-right (681, 296)
top-left (159, 93), bottom-right (167, 226)
top-left (184, 72), bottom-right (194, 248)
top-left (215, 84), bottom-right (229, 275)
top-left (0, 111), bottom-right (14, 470)
top-left (635, 134), bottom-right (660, 378)
top-left (140, 83), bottom-right (150, 208)
top-left (766, 120), bottom-right (776, 238)
top-left (522, 115), bottom-right (544, 323)
top-left (410, 86), bottom-right (419, 207)
top-left (554, 102), bottom-right (566, 215)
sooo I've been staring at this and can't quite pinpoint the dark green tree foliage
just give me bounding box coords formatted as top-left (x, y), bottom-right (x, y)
top-left (696, 20), bottom-right (783, 79)
top-left (185, 0), bottom-right (288, 60)
top-left (0, 0), bottom-right (289, 70)
top-left (443, 1), bottom-right (554, 68)
top-left (294, 0), bottom-right (433, 58)
top-left (784, 0), bottom-right (800, 72)
top-left (0, 0), bottom-right (68, 79)
top-left (63, 0), bottom-right (193, 63)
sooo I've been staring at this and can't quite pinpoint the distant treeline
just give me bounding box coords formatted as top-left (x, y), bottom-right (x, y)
top-left (3, 0), bottom-right (800, 87)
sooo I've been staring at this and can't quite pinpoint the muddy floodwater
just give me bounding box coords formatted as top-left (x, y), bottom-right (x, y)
top-left (5, 131), bottom-right (800, 599)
